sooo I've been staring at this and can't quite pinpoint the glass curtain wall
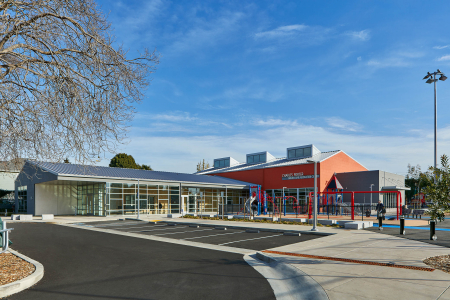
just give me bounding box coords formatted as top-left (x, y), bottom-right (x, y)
top-left (77, 182), bottom-right (106, 216)
top-left (105, 183), bottom-right (180, 215)
top-left (104, 182), bottom-right (248, 216)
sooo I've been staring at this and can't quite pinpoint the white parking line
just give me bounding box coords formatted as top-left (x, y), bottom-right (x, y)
top-left (128, 226), bottom-right (188, 233)
top-left (115, 225), bottom-right (166, 230)
top-left (93, 222), bottom-right (143, 228)
top-left (153, 228), bottom-right (215, 236)
top-left (218, 234), bottom-right (282, 246)
top-left (183, 231), bottom-right (245, 240)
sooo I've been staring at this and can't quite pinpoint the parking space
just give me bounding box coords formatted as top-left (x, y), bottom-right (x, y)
top-left (74, 220), bottom-right (324, 251)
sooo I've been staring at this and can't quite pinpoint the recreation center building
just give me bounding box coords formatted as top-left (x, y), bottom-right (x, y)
top-left (12, 144), bottom-right (409, 216)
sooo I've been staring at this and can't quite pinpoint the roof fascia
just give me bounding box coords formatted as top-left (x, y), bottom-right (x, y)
top-left (28, 161), bottom-right (59, 176)
top-left (56, 175), bottom-right (252, 189)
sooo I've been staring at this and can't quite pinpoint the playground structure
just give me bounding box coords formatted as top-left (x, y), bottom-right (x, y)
top-left (233, 185), bottom-right (403, 221)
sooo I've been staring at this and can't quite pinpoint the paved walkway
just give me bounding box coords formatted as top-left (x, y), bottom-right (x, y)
top-left (6, 215), bottom-right (450, 300)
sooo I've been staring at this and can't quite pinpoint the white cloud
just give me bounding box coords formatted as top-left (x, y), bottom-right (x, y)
top-left (104, 122), bottom-right (450, 175)
top-left (434, 45), bottom-right (449, 50)
top-left (326, 117), bottom-right (362, 132)
top-left (254, 24), bottom-right (308, 39)
top-left (346, 29), bottom-right (370, 41)
top-left (437, 55), bottom-right (450, 61)
top-left (253, 118), bottom-right (298, 127)
top-left (357, 56), bottom-right (362, 61)
top-left (137, 112), bottom-right (197, 122)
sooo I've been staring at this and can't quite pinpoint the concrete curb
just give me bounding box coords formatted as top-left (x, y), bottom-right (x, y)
top-left (246, 252), bottom-right (328, 300)
top-left (0, 249), bottom-right (44, 298)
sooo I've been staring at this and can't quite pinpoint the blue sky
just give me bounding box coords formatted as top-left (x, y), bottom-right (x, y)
top-left (95, 0), bottom-right (450, 174)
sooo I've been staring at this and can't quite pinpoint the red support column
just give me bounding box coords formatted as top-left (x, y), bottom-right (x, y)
top-left (351, 192), bottom-right (355, 220)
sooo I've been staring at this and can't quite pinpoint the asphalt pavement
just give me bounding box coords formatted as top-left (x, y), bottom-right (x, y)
top-left (72, 220), bottom-right (322, 251)
top-left (7, 223), bottom-right (276, 300)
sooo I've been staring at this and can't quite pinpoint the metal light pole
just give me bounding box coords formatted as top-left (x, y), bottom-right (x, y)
top-left (423, 70), bottom-right (447, 174)
top-left (222, 185), bottom-right (226, 220)
top-left (137, 179), bottom-right (140, 219)
top-left (370, 184), bottom-right (374, 210)
top-left (307, 159), bottom-right (318, 231)
top-left (280, 187), bottom-right (287, 222)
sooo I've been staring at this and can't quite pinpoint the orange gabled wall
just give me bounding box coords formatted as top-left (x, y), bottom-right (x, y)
top-left (319, 151), bottom-right (367, 192)
top-left (213, 151), bottom-right (367, 193)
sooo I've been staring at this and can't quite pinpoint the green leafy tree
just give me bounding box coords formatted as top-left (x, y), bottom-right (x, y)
top-left (140, 164), bottom-right (152, 171)
top-left (423, 155), bottom-right (450, 221)
top-left (109, 153), bottom-right (152, 170)
top-left (405, 164), bottom-right (431, 202)
top-left (197, 159), bottom-right (210, 172)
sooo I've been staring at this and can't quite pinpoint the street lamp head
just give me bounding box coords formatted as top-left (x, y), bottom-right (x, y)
top-left (439, 74), bottom-right (447, 81)
top-left (423, 74), bottom-right (430, 80)
top-left (426, 77), bottom-right (435, 84)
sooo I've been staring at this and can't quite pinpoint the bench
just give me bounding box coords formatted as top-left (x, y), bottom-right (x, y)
top-left (413, 209), bottom-right (425, 219)
top-left (402, 208), bottom-right (413, 218)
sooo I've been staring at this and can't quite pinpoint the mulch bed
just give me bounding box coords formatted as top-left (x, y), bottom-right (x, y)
top-left (0, 253), bottom-right (35, 285)
top-left (424, 255), bottom-right (450, 273)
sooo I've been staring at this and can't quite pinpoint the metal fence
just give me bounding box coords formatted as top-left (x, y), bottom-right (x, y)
top-left (0, 221), bottom-right (13, 254)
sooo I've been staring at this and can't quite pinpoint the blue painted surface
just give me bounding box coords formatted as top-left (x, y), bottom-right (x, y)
top-left (373, 223), bottom-right (450, 231)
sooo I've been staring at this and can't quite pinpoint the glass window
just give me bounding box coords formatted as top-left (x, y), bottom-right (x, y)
top-left (247, 156), bottom-right (253, 163)
top-left (288, 150), bottom-right (295, 159)
top-left (253, 155), bottom-right (259, 163)
top-left (259, 154), bottom-right (266, 162)
top-left (219, 160), bottom-right (224, 167)
top-left (224, 159), bottom-right (230, 167)
top-left (295, 148), bottom-right (304, 157)
top-left (214, 161), bottom-right (219, 168)
top-left (304, 147), bottom-right (311, 156)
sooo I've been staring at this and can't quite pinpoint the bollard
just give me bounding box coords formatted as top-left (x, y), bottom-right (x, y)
top-left (430, 220), bottom-right (437, 240)
top-left (400, 216), bottom-right (405, 235)
top-left (378, 216), bottom-right (383, 231)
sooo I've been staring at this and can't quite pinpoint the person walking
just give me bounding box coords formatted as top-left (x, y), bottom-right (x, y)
top-left (376, 200), bottom-right (385, 220)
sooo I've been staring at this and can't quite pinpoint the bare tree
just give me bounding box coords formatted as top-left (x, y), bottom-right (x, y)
top-left (196, 159), bottom-right (210, 172)
top-left (0, 0), bottom-right (159, 169)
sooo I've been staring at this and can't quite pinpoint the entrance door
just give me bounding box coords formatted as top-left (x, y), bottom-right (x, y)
top-left (87, 194), bottom-right (94, 215)
top-left (182, 196), bottom-right (188, 214)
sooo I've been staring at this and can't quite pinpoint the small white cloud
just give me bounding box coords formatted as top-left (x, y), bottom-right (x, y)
top-left (253, 118), bottom-right (297, 127)
top-left (433, 45), bottom-right (449, 50)
top-left (437, 55), bottom-right (450, 61)
top-left (357, 56), bottom-right (362, 61)
top-left (255, 24), bottom-right (308, 39)
top-left (346, 29), bottom-right (370, 41)
top-left (144, 112), bottom-right (198, 122)
top-left (326, 117), bottom-right (361, 132)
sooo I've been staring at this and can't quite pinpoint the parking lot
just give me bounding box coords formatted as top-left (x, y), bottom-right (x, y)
top-left (9, 222), bottom-right (278, 300)
top-left (73, 220), bottom-right (324, 251)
